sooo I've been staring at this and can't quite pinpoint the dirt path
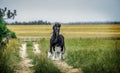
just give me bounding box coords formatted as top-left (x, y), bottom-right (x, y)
top-left (15, 43), bottom-right (34, 73)
top-left (33, 43), bottom-right (41, 54)
top-left (54, 61), bottom-right (83, 73)
top-left (16, 42), bottom-right (82, 73)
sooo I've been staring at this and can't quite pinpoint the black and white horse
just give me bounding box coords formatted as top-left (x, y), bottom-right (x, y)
top-left (48, 23), bottom-right (65, 60)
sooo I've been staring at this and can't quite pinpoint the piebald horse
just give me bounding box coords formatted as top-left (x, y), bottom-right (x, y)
top-left (48, 23), bottom-right (65, 60)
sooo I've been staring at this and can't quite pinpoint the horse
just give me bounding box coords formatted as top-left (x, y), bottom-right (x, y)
top-left (48, 23), bottom-right (65, 60)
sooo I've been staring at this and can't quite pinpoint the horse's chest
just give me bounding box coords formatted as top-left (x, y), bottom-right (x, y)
top-left (53, 39), bottom-right (62, 46)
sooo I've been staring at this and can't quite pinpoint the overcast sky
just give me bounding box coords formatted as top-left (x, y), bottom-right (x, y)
top-left (0, 0), bottom-right (120, 23)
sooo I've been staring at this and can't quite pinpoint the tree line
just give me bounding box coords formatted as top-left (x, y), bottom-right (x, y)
top-left (65, 21), bottom-right (120, 25)
top-left (7, 20), bottom-right (51, 25)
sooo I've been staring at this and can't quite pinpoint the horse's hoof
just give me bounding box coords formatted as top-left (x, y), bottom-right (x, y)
top-left (52, 57), bottom-right (56, 60)
top-left (48, 52), bottom-right (52, 59)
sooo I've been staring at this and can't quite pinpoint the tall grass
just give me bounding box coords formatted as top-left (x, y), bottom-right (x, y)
top-left (26, 41), bottom-right (61, 73)
top-left (38, 38), bottom-right (49, 54)
top-left (65, 38), bottom-right (120, 73)
top-left (26, 41), bottom-right (34, 59)
top-left (33, 54), bottom-right (61, 73)
top-left (0, 39), bottom-right (20, 73)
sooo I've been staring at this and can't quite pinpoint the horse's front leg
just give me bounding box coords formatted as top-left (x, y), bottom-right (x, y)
top-left (59, 47), bottom-right (64, 60)
top-left (52, 47), bottom-right (57, 60)
top-left (59, 52), bottom-right (63, 60)
top-left (48, 44), bottom-right (52, 59)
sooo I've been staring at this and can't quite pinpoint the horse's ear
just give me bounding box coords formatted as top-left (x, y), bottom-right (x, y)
top-left (57, 23), bottom-right (61, 27)
top-left (55, 22), bottom-right (61, 27)
top-left (59, 24), bottom-right (61, 27)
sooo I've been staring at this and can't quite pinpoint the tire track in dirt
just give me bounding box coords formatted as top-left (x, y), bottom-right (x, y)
top-left (33, 43), bottom-right (41, 54)
top-left (16, 42), bottom-right (82, 73)
top-left (15, 43), bottom-right (34, 73)
top-left (54, 61), bottom-right (83, 73)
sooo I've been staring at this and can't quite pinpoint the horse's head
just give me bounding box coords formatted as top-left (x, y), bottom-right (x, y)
top-left (53, 23), bottom-right (61, 37)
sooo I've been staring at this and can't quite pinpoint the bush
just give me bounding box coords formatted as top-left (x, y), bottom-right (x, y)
top-left (0, 18), bottom-right (7, 42)
top-left (0, 17), bottom-right (17, 43)
top-left (9, 31), bottom-right (17, 38)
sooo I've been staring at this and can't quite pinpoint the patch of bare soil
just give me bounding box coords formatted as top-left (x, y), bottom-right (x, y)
top-left (16, 42), bottom-right (81, 73)
top-left (54, 61), bottom-right (83, 73)
top-left (33, 43), bottom-right (40, 54)
top-left (15, 43), bottom-right (34, 73)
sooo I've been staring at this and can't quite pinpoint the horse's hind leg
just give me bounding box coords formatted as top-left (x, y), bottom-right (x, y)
top-left (52, 51), bottom-right (57, 60)
top-left (50, 44), bottom-right (53, 53)
top-left (59, 52), bottom-right (63, 60)
top-left (61, 46), bottom-right (65, 54)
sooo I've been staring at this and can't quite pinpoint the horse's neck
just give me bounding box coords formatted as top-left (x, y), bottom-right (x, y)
top-left (53, 32), bottom-right (58, 38)
top-left (52, 33), bottom-right (59, 42)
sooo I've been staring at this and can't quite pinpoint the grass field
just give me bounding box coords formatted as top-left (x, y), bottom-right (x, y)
top-left (65, 38), bottom-right (120, 73)
top-left (6, 24), bottom-right (120, 73)
top-left (38, 38), bottom-right (120, 73)
top-left (7, 24), bottom-right (120, 38)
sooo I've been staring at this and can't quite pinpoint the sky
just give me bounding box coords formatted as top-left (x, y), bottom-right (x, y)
top-left (0, 0), bottom-right (120, 23)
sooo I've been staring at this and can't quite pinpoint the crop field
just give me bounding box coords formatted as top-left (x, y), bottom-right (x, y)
top-left (7, 24), bottom-right (120, 38)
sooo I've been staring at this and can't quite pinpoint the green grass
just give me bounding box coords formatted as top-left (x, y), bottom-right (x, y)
top-left (33, 54), bottom-right (61, 73)
top-left (65, 38), bottom-right (120, 73)
top-left (38, 38), bottom-right (49, 54)
top-left (26, 41), bottom-right (61, 73)
top-left (0, 39), bottom-right (21, 73)
top-left (26, 41), bottom-right (34, 59)
top-left (36, 38), bottom-right (120, 73)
